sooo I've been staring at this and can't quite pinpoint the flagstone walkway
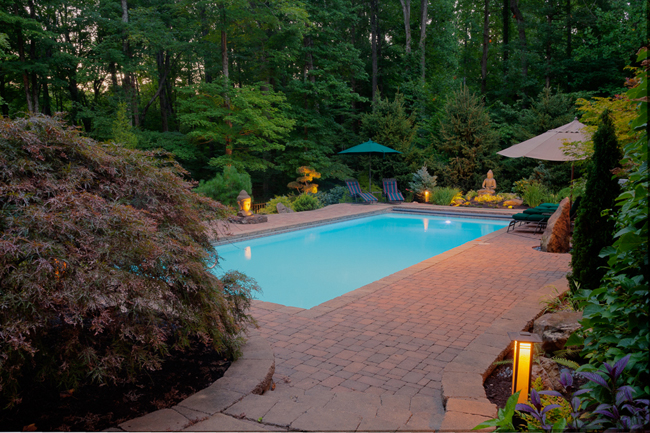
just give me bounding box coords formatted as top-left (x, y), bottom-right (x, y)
top-left (118, 203), bottom-right (571, 431)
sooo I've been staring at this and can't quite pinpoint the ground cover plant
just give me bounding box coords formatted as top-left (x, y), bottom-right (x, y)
top-left (0, 115), bottom-right (258, 407)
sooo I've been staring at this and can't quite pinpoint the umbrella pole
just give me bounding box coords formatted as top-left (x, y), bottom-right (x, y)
top-left (369, 156), bottom-right (372, 194)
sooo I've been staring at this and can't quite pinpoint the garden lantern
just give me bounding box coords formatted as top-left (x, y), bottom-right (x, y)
top-left (424, 190), bottom-right (429, 203)
top-left (508, 331), bottom-right (542, 404)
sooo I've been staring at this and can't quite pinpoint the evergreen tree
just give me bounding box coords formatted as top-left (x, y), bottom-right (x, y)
top-left (436, 85), bottom-right (499, 191)
top-left (111, 102), bottom-right (138, 149)
top-left (570, 109), bottom-right (622, 292)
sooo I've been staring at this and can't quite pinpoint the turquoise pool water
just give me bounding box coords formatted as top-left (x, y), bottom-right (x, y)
top-left (214, 213), bottom-right (508, 309)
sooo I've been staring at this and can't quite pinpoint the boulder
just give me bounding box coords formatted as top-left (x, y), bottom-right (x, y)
top-left (503, 199), bottom-right (523, 207)
top-left (228, 215), bottom-right (268, 224)
top-left (538, 357), bottom-right (566, 393)
top-left (276, 203), bottom-right (295, 214)
top-left (531, 358), bottom-right (566, 393)
top-left (533, 311), bottom-right (583, 354)
top-left (532, 363), bottom-right (554, 391)
top-left (540, 198), bottom-right (571, 253)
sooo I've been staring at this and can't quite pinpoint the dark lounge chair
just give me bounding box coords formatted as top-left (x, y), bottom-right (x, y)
top-left (345, 179), bottom-right (378, 203)
top-left (382, 178), bottom-right (405, 203)
top-left (508, 197), bottom-right (581, 234)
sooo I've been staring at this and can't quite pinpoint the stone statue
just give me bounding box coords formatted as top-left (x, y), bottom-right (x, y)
top-left (236, 190), bottom-right (253, 217)
top-left (478, 170), bottom-right (497, 196)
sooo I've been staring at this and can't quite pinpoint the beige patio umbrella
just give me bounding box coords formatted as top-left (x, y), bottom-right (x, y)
top-left (498, 117), bottom-right (590, 231)
top-left (497, 117), bottom-right (589, 161)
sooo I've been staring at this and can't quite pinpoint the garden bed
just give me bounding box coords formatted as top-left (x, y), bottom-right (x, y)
top-left (0, 343), bottom-right (230, 432)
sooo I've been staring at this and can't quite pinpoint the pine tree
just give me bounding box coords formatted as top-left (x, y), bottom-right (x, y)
top-left (437, 85), bottom-right (499, 191)
top-left (111, 102), bottom-right (138, 149)
top-left (570, 109), bottom-right (622, 292)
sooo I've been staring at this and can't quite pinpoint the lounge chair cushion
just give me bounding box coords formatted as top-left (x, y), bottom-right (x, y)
top-left (382, 178), bottom-right (404, 202)
top-left (345, 179), bottom-right (378, 202)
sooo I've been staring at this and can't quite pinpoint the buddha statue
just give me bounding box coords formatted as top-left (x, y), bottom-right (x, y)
top-left (478, 170), bottom-right (497, 196)
top-left (236, 190), bottom-right (253, 217)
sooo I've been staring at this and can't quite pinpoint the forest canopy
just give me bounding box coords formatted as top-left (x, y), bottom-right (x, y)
top-left (0, 0), bottom-right (646, 199)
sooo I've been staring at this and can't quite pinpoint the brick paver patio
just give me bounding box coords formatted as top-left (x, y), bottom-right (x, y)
top-left (202, 204), bottom-right (570, 430)
top-left (120, 203), bottom-right (571, 431)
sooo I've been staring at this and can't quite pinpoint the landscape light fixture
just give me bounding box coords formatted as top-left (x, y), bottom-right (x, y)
top-left (424, 190), bottom-right (429, 203)
top-left (508, 331), bottom-right (542, 404)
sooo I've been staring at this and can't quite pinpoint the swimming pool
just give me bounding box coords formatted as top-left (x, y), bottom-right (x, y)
top-left (214, 213), bottom-right (508, 309)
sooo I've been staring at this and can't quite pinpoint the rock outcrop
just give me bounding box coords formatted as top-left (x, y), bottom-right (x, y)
top-left (276, 203), bottom-right (295, 213)
top-left (541, 197), bottom-right (571, 253)
top-left (533, 310), bottom-right (583, 354)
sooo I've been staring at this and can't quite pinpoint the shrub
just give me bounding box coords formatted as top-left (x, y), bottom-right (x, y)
top-left (409, 165), bottom-right (437, 199)
top-left (194, 166), bottom-right (252, 207)
top-left (571, 109), bottom-right (622, 292)
top-left (0, 115), bottom-right (258, 405)
top-left (257, 196), bottom-right (294, 214)
top-left (465, 190), bottom-right (478, 200)
top-left (316, 185), bottom-right (349, 206)
top-left (522, 181), bottom-right (549, 207)
top-left (431, 187), bottom-right (461, 205)
top-left (293, 194), bottom-right (321, 212)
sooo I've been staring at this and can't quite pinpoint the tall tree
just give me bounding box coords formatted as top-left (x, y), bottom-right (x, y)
top-left (570, 109), bottom-right (622, 292)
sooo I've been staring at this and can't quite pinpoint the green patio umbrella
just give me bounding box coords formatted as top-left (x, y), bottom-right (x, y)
top-left (338, 140), bottom-right (401, 193)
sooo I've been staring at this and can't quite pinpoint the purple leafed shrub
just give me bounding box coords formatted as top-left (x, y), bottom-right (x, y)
top-left (0, 115), bottom-right (258, 405)
top-left (515, 354), bottom-right (649, 431)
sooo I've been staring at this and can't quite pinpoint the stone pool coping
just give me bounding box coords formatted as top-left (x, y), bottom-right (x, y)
top-left (109, 329), bottom-right (276, 432)
top-left (213, 202), bottom-right (516, 246)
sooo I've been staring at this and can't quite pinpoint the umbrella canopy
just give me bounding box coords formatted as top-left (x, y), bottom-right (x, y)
top-left (497, 118), bottom-right (589, 161)
top-left (339, 140), bottom-right (402, 155)
top-left (338, 140), bottom-right (401, 193)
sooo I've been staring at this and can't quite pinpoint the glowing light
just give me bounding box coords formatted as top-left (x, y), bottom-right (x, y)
top-left (445, 220), bottom-right (451, 224)
top-left (423, 218), bottom-right (429, 232)
top-left (424, 190), bottom-right (429, 203)
top-left (509, 332), bottom-right (542, 404)
top-left (244, 246), bottom-right (252, 260)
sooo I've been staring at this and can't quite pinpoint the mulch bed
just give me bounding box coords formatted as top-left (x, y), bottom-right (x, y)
top-left (0, 344), bottom-right (230, 432)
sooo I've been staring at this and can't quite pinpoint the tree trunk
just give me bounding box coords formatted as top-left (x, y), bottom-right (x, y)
top-left (399, 0), bottom-right (411, 54)
top-left (545, 13), bottom-right (552, 88)
top-left (16, 24), bottom-right (33, 112)
top-left (419, 0), bottom-right (428, 83)
top-left (371, 0), bottom-right (379, 103)
top-left (221, 29), bottom-right (229, 80)
top-left (503, 0), bottom-right (509, 66)
top-left (510, 0), bottom-right (527, 98)
top-left (28, 0), bottom-right (39, 112)
top-left (0, 78), bottom-right (9, 116)
top-left (219, 9), bottom-right (232, 157)
top-left (121, 0), bottom-right (138, 126)
top-left (481, 0), bottom-right (489, 93)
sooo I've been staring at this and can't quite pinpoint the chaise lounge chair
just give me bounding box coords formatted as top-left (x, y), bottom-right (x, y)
top-left (382, 178), bottom-right (405, 203)
top-left (345, 179), bottom-right (378, 203)
top-left (507, 196), bottom-right (581, 234)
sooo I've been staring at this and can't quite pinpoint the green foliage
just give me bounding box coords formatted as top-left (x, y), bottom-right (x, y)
top-left (292, 194), bottom-right (322, 212)
top-left (316, 185), bottom-right (349, 206)
top-left (409, 165), bottom-right (438, 198)
top-left (178, 82), bottom-right (295, 173)
top-left (257, 196), bottom-right (294, 214)
top-left (111, 102), bottom-right (138, 149)
top-left (571, 109), bottom-right (622, 293)
top-left (194, 166), bottom-right (253, 207)
top-left (571, 50), bottom-right (648, 394)
top-left (0, 115), bottom-right (257, 405)
top-left (436, 85), bottom-right (499, 190)
top-left (522, 182), bottom-right (551, 207)
top-left (360, 92), bottom-right (418, 153)
top-left (473, 391), bottom-right (520, 431)
top-left (431, 187), bottom-right (461, 206)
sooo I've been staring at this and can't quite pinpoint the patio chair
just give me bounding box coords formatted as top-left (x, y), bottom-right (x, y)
top-left (508, 196), bottom-right (582, 233)
top-left (382, 178), bottom-right (405, 203)
top-left (345, 179), bottom-right (378, 203)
